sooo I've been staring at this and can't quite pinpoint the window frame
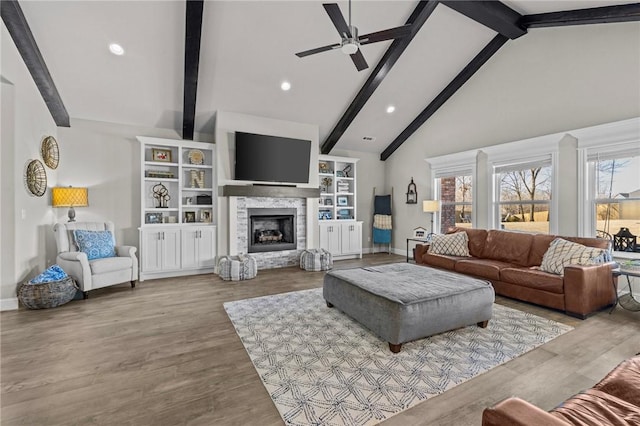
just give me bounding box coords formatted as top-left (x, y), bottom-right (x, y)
top-left (579, 142), bottom-right (640, 238)
top-left (491, 154), bottom-right (558, 234)
top-left (433, 169), bottom-right (475, 233)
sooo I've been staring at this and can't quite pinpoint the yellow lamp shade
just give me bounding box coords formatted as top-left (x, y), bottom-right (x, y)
top-left (52, 187), bottom-right (89, 207)
top-left (422, 200), bottom-right (440, 213)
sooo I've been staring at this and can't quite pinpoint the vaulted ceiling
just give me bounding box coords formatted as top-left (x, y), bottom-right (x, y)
top-left (4, 0), bottom-right (640, 159)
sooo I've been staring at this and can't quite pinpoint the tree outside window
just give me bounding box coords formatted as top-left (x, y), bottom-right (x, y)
top-left (498, 165), bottom-right (552, 234)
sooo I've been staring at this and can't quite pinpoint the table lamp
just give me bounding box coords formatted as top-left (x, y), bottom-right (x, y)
top-left (422, 200), bottom-right (441, 235)
top-left (52, 186), bottom-right (89, 222)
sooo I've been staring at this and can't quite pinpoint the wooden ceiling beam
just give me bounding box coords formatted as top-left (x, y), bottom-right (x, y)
top-left (1, 0), bottom-right (70, 127)
top-left (182, 0), bottom-right (204, 141)
top-left (521, 3), bottom-right (640, 28)
top-left (441, 1), bottom-right (526, 39)
top-left (320, 0), bottom-right (439, 155)
top-left (380, 34), bottom-right (508, 161)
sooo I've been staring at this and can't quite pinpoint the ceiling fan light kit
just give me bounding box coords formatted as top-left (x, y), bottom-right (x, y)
top-left (296, 1), bottom-right (411, 71)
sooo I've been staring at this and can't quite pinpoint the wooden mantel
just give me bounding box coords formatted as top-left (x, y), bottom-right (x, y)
top-left (220, 185), bottom-right (320, 198)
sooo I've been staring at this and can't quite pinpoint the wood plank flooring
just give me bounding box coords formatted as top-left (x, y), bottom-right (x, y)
top-left (1, 254), bottom-right (639, 425)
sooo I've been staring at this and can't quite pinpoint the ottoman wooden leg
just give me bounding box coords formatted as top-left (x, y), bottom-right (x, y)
top-left (477, 320), bottom-right (489, 328)
top-left (326, 301), bottom-right (334, 308)
top-left (389, 343), bottom-right (402, 353)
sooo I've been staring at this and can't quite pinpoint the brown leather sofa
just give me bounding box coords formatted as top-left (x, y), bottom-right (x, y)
top-left (414, 228), bottom-right (616, 318)
top-left (482, 355), bottom-right (640, 425)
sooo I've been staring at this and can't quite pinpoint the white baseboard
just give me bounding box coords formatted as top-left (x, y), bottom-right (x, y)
top-left (0, 298), bottom-right (19, 311)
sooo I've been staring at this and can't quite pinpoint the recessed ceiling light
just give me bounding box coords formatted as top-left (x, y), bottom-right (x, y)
top-left (281, 81), bottom-right (291, 91)
top-left (109, 43), bottom-right (125, 56)
top-left (386, 105), bottom-right (396, 114)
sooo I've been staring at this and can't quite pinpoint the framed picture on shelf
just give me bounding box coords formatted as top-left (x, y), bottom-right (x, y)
top-left (200, 210), bottom-right (211, 223)
top-left (324, 198), bottom-right (333, 206)
top-left (184, 211), bottom-right (196, 223)
top-left (145, 213), bottom-right (162, 224)
top-left (337, 196), bottom-right (348, 206)
top-left (152, 148), bottom-right (172, 163)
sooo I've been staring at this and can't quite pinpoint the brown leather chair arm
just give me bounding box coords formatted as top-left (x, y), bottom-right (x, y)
top-left (564, 261), bottom-right (616, 317)
top-left (482, 397), bottom-right (570, 426)
top-left (414, 244), bottom-right (429, 263)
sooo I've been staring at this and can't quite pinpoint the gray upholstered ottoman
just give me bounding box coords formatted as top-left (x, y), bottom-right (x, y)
top-left (323, 263), bottom-right (494, 353)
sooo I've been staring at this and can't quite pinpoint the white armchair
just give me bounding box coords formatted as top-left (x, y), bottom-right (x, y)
top-left (54, 221), bottom-right (138, 299)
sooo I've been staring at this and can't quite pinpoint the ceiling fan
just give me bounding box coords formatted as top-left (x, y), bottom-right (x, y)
top-left (295, 1), bottom-right (412, 72)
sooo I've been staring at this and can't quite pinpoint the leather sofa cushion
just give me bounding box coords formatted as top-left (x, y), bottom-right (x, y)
top-left (551, 389), bottom-right (640, 426)
top-left (500, 267), bottom-right (564, 294)
top-left (455, 259), bottom-right (514, 281)
top-left (482, 230), bottom-right (533, 267)
top-left (594, 356), bottom-right (640, 406)
top-left (449, 227), bottom-right (488, 258)
top-left (422, 253), bottom-right (468, 270)
top-left (528, 234), bottom-right (556, 266)
top-left (90, 257), bottom-right (133, 275)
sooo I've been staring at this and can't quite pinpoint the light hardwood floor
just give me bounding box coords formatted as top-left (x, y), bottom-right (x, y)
top-left (1, 254), bottom-right (639, 426)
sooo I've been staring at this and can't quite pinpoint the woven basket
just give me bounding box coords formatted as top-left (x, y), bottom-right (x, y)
top-left (18, 276), bottom-right (78, 309)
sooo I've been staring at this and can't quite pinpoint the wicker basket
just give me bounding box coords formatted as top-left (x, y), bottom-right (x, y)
top-left (18, 276), bottom-right (78, 309)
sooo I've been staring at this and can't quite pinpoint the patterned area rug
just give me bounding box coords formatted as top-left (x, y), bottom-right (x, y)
top-left (224, 288), bottom-right (572, 426)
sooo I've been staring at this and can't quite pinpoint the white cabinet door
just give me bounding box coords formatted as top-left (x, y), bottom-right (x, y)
top-left (141, 230), bottom-right (162, 273)
top-left (161, 229), bottom-right (181, 271)
top-left (319, 222), bottom-right (342, 255)
top-left (181, 228), bottom-right (199, 269)
top-left (181, 226), bottom-right (216, 269)
top-left (340, 222), bottom-right (362, 255)
top-left (141, 228), bottom-right (181, 272)
top-left (197, 226), bottom-right (216, 268)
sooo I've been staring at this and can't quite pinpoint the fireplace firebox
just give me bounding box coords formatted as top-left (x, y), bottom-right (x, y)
top-left (247, 208), bottom-right (297, 253)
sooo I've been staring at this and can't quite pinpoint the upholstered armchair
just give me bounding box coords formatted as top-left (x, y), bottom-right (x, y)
top-left (53, 221), bottom-right (138, 298)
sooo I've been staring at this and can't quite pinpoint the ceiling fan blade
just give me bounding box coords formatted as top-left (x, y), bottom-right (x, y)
top-left (295, 43), bottom-right (341, 58)
top-left (323, 3), bottom-right (352, 38)
top-left (359, 24), bottom-right (412, 45)
top-left (350, 49), bottom-right (368, 71)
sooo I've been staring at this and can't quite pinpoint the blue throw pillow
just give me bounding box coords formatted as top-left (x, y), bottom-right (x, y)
top-left (73, 230), bottom-right (116, 260)
top-left (29, 264), bottom-right (68, 284)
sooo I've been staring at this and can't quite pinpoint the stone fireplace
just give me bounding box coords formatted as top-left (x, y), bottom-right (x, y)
top-left (247, 208), bottom-right (296, 253)
top-left (233, 197), bottom-right (307, 269)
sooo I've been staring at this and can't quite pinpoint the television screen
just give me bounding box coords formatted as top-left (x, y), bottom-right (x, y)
top-left (234, 132), bottom-right (311, 184)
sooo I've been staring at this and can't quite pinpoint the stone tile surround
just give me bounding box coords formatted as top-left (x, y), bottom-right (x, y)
top-left (236, 197), bottom-right (307, 269)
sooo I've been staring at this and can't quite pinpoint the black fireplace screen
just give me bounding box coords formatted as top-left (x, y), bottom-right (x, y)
top-left (247, 208), bottom-right (297, 253)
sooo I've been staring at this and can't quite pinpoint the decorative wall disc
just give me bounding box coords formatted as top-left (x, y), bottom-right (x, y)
top-left (41, 136), bottom-right (60, 169)
top-left (25, 159), bottom-right (47, 197)
top-left (188, 149), bottom-right (204, 165)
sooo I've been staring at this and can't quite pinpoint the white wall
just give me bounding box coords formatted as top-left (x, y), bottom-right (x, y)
top-left (1, 25), bottom-right (59, 309)
top-left (214, 111), bottom-right (320, 255)
top-left (54, 120), bottom-right (207, 248)
top-left (385, 22), bottom-right (640, 251)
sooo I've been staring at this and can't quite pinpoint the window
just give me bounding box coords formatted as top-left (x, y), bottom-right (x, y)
top-left (435, 170), bottom-right (473, 233)
top-left (495, 158), bottom-right (553, 234)
top-left (587, 150), bottom-right (640, 240)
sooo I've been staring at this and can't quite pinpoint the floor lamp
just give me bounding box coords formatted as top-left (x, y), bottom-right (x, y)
top-left (422, 200), bottom-right (441, 239)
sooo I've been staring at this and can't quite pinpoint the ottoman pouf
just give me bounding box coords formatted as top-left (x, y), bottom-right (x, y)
top-left (323, 263), bottom-right (494, 353)
top-left (218, 255), bottom-right (257, 281)
top-left (300, 248), bottom-right (333, 271)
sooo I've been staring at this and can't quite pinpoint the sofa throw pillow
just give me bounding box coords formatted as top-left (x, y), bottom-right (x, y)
top-left (540, 238), bottom-right (605, 276)
top-left (428, 232), bottom-right (471, 257)
top-left (73, 230), bottom-right (116, 260)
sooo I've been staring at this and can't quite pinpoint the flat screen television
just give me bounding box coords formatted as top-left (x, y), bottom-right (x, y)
top-left (234, 131), bottom-right (311, 184)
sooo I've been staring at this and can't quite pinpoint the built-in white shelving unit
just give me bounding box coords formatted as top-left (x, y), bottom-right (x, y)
top-left (137, 137), bottom-right (217, 281)
top-left (318, 155), bottom-right (362, 259)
